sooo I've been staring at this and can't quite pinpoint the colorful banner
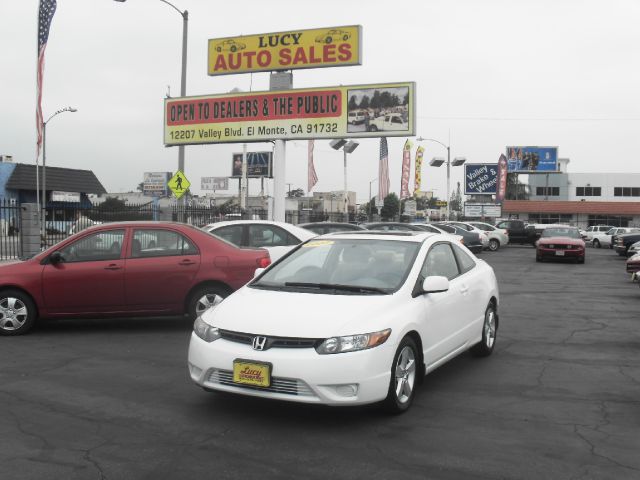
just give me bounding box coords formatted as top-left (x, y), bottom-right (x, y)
top-left (464, 163), bottom-right (498, 195)
top-left (496, 154), bottom-right (508, 203)
top-left (308, 140), bottom-right (318, 193)
top-left (506, 146), bottom-right (558, 173)
top-left (208, 26), bottom-right (362, 76)
top-left (413, 146), bottom-right (424, 196)
top-left (400, 140), bottom-right (412, 199)
top-left (164, 82), bottom-right (415, 145)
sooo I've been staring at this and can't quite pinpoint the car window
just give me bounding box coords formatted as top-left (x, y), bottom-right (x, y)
top-left (496, 221), bottom-right (509, 229)
top-left (421, 243), bottom-right (460, 281)
top-left (59, 229), bottom-right (125, 263)
top-left (213, 225), bottom-right (243, 246)
top-left (391, 117), bottom-right (403, 124)
top-left (131, 229), bottom-right (198, 258)
top-left (434, 224), bottom-right (455, 234)
top-left (452, 244), bottom-right (476, 274)
top-left (420, 225), bottom-right (441, 233)
top-left (248, 225), bottom-right (298, 247)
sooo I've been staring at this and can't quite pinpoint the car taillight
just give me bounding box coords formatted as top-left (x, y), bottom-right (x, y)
top-left (504, 229), bottom-right (509, 235)
top-left (257, 256), bottom-right (271, 268)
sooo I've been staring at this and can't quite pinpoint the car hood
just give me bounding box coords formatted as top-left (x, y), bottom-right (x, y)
top-left (538, 236), bottom-right (584, 245)
top-left (627, 254), bottom-right (640, 263)
top-left (0, 259), bottom-right (26, 271)
top-left (201, 286), bottom-right (401, 338)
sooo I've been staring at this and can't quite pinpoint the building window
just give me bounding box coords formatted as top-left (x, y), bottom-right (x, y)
top-left (588, 215), bottom-right (632, 227)
top-left (536, 186), bottom-right (559, 196)
top-left (614, 187), bottom-right (640, 197)
top-left (576, 186), bottom-right (601, 197)
top-left (528, 213), bottom-right (573, 224)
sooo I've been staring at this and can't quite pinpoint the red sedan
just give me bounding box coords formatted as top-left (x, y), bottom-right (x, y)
top-left (536, 226), bottom-right (585, 263)
top-left (0, 222), bottom-right (270, 335)
top-left (626, 254), bottom-right (640, 279)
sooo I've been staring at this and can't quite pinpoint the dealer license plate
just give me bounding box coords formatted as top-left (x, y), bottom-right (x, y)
top-left (555, 250), bottom-right (565, 256)
top-left (233, 360), bottom-right (271, 388)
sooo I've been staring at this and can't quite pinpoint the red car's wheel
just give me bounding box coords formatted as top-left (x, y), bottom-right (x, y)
top-left (0, 290), bottom-right (37, 336)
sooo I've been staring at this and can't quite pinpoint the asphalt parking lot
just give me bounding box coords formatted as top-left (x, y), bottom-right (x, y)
top-left (1, 246), bottom-right (639, 480)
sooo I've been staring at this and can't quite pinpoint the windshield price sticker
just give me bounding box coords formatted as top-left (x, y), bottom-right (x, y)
top-left (303, 240), bottom-right (335, 248)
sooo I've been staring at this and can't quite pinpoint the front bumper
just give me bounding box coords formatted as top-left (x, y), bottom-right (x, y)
top-left (626, 262), bottom-right (640, 274)
top-left (537, 246), bottom-right (584, 259)
top-left (614, 245), bottom-right (628, 255)
top-left (188, 333), bottom-right (394, 406)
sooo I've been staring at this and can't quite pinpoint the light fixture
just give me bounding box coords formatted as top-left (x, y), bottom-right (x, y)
top-left (451, 157), bottom-right (466, 167)
top-left (343, 141), bottom-right (359, 154)
top-left (330, 139), bottom-right (347, 150)
top-left (430, 157), bottom-right (445, 167)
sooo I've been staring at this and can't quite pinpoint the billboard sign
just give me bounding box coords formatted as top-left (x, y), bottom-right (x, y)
top-left (143, 172), bottom-right (171, 196)
top-left (51, 191), bottom-right (80, 203)
top-left (163, 82), bottom-right (415, 145)
top-left (201, 177), bottom-right (229, 190)
top-left (208, 26), bottom-right (362, 76)
top-left (231, 151), bottom-right (273, 178)
top-left (464, 163), bottom-right (499, 195)
top-left (464, 203), bottom-right (502, 218)
top-left (506, 146), bottom-right (558, 173)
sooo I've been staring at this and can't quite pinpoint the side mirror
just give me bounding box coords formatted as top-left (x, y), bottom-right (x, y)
top-left (422, 275), bottom-right (449, 294)
top-left (253, 267), bottom-right (265, 278)
top-left (49, 251), bottom-right (64, 264)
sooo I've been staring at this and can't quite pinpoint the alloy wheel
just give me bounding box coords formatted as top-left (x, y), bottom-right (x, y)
top-left (394, 346), bottom-right (416, 404)
top-left (484, 308), bottom-right (496, 349)
top-left (195, 293), bottom-right (224, 317)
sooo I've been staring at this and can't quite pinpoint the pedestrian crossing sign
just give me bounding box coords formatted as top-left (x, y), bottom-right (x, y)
top-left (168, 170), bottom-right (190, 199)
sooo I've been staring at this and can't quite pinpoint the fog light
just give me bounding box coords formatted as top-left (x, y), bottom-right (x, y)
top-left (335, 384), bottom-right (359, 397)
top-left (189, 363), bottom-right (203, 379)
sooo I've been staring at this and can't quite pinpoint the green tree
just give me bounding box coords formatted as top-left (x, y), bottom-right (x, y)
top-left (287, 188), bottom-right (304, 198)
top-left (449, 182), bottom-right (463, 212)
top-left (381, 193), bottom-right (400, 220)
top-left (359, 95), bottom-right (370, 110)
top-left (348, 95), bottom-right (358, 111)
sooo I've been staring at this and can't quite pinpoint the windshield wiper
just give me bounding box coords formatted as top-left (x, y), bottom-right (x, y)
top-left (284, 282), bottom-right (389, 294)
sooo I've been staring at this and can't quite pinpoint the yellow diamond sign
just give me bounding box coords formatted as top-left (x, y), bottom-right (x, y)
top-left (168, 170), bottom-right (190, 199)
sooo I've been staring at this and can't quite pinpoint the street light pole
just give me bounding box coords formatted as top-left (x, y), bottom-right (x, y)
top-left (368, 178), bottom-right (377, 220)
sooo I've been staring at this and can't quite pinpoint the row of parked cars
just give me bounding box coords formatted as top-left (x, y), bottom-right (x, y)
top-left (0, 218), bottom-right (502, 413)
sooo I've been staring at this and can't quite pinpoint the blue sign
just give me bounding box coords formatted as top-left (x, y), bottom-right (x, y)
top-left (464, 163), bottom-right (498, 195)
top-left (506, 146), bottom-right (558, 173)
top-left (232, 151), bottom-right (273, 178)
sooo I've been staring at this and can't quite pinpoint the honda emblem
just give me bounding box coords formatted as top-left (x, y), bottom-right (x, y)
top-left (252, 336), bottom-right (267, 351)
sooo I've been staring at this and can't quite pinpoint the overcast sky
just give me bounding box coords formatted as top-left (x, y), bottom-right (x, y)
top-left (1, 0), bottom-right (639, 204)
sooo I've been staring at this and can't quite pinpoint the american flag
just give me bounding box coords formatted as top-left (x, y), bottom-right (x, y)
top-left (307, 140), bottom-right (318, 192)
top-left (36, 0), bottom-right (57, 159)
top-left (378, 138), bottom-right (390, 200)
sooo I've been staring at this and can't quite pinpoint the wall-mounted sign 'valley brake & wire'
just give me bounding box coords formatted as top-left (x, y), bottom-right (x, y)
top-left (208, 26), bottom-right (361, 76)
top-left (164, 82), bottom-right (415, 145)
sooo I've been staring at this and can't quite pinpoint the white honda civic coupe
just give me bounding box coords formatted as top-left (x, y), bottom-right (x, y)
top-left (188, 231), bottom-right (500, 413)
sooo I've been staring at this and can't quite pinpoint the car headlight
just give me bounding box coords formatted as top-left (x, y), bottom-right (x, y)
top-left (193, 317), bottom-right (221, 343)
top-left (316, 329), bottom-right (391, 355)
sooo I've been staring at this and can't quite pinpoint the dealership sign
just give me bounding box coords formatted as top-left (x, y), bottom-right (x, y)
top-left (231, 152), bottom-right (273, 178)
top-left (201, 177), bottom-right (229, 190)
top-left (464, 163), bottom-right (498, 195)
top-left (208, 26), bottom-right (361, 76)
top-left (143, 172), bottom-right (171, 196)
top-left (51, 191), bottom-right (81, 203)
top-left (506, 146), bottom-right (558, 173)
top-left (464, 203), bottom-right (502, 218)
top-left (164, 82), bottom-right (415, 145)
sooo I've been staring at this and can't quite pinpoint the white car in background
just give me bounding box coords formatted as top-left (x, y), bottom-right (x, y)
top-left (446, 221), bottom-right (490, 250)
top-left (189, 231), bottom-right (500, 413)
top-left (583, 225), bottom-right (615, 242)
top-left (204, 220), bottom-right (316, 262)
top-left (590, 227), bottom-right (640, 248)
top-left (467, 222), bottom-right (510, 251)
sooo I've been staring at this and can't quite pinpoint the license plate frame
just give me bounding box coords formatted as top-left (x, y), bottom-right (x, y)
top-left (555, 250), bottom-right (565, 256)
top-left (233, 359), bottom-right (272, 388)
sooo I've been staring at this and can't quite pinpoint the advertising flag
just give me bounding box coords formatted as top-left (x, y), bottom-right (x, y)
top-left (36, 0), bottom-right (57, 159)
top-left (413, 146), bottom-right (424, 196)
top-left (400, 140), bottom-right (412, 199)
top-left (308, 140), bottom-right (318, 192)
top-left (378, 138), bottom-right (389, 201)
top-left (496, 154), bottom-right (508, 204)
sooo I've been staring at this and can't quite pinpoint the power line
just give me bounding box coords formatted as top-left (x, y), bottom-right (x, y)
top-left (417, 116), bottom-right (640, 122)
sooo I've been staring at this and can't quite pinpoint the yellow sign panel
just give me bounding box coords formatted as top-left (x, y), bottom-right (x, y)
top-left (167, 171), bottom-right (190, 199)
top-left (164, 82), bottom-right (416, 145)
top-left (208, 26), bottom-right (361, 76)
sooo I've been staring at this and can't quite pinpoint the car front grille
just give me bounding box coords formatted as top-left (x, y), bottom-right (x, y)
top-left (545, 244), bottom-right (579, 250)
top-left (207, 369), bottom-right (316, 397)
top-left (218, 329), bottom-right (321, 350)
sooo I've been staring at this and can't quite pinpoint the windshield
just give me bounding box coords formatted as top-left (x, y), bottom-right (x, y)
top-left (251, 238), bottom-right (420, 294)
top-left (542, 228), bottom-right (581, 239)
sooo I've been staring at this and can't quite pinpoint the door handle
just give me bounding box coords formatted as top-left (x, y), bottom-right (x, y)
top-left (179, 260), bottom-right (196, 266)
top-left (459, 285), bottom-right (469, 294)
top-left (104, 264), bottom-right (122, 270)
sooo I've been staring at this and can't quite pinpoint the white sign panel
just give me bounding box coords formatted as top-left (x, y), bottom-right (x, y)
top-left (143, 172), bottom-right (171, 196)
top-left (51, 191), bottom-right (81, 203)
top-left (464, 204), bottom-right (502, 218)
top-left (201, 177), bottom-right (229, 190)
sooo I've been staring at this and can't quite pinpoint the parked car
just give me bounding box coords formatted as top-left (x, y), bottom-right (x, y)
top-left (213, 39), bottom-right (246, 52)
top-left (467, 221), bottom-right (510, 251)
top-left (432, 223), bottom-right (483, 254)
top-left (445, 222), bottom-right (490, 250)
top-left (535, 226), bottom-right (585, 263)
top-left (361, 222), bottom-right (426, 232)
top-left (204, 220), bottom-right (316, 262)
top-left (626, 253), bottom-right (640, 281)
top-left (614, 232), bottom-right (640, 256)
top-left (495, 219), bottom-right (538, 245)
top-left (299, 222), bottom-right (366, 235)
top-left (188, 230), bottom-right (500, 413)
top-left (368, 114), bottom-right (408, 132)
top-left (315, 29), bottom-right (351, 43)
top-left (347, 110), bottom-right (366, 125)
top-left (591, 227), bottom-right (640, 249)
top-left (0, 222), bottom-right (271, 336)
top-left (584, 225), bottom-right (615, 242)
top-left (627, 240), bottom-right (640, 257)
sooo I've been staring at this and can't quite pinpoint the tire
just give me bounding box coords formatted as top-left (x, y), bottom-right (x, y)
top-left (231, 46), bottom-right (237, 52)
top-left (342, 35), bottom-right (349, 41)
top-left (0, 290), bottom-right (37, 336)
top-left (472, 303), bottom-right (498, 357)
top-left (593, 239), bottom-right (601, 248)
top-left (536, 255), bottom-right (542, 262)
top-left (325, 37), bottom-right (332, 44)
top-left (578, 257), bottom-right (585, 264)
top-left (488, 239), bottom-right (500, 251)
top-left (382, 336), bottom-right (419, 414)
top-left (368, 125), bottom-right (378, 132)
top-left (187, 285), bottom-right (230, 321)
top-left (216, 47), bottom-right (221, 52)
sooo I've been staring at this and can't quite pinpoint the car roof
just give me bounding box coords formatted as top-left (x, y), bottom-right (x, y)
top-left (315, 230), bottom-right (441, 243)
top-left (204, 220), bottom-right (316, 239)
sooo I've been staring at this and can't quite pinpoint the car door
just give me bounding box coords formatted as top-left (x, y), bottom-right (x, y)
top-left (124, 228), bottom-right (201, 313)
top-left (210, 224), bottom-right (244, 248)
top-left (247, 224), bottom-right (300, 262)
top-left (42, 229), bottom-right (127, 314)
top-left (415, 242), bottom-right (468, 369)
top-left (451, 243), bottom-right (486, 336)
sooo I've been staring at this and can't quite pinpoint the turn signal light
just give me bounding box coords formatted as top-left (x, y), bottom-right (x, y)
top-left (257, 256), bottom-right (271, 268)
